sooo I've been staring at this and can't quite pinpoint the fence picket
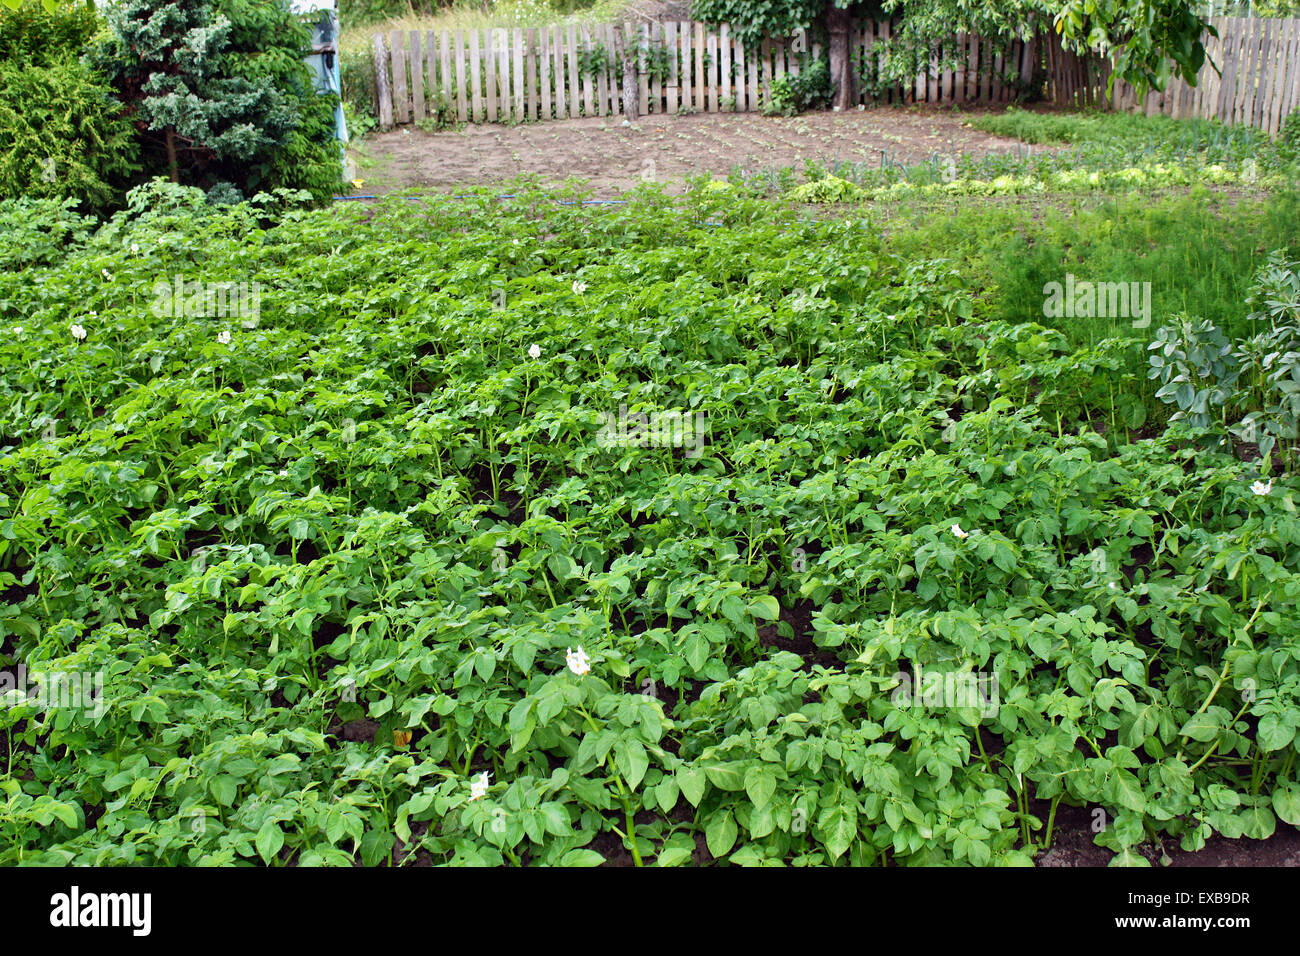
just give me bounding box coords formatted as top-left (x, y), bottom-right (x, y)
top-left (571, 25), bottom-right (584, 116)
top-left (551, 25), bottom-right (564, 119)
top-left (1268, 18), bottom-right (1292, 133)
top-left (1270, 18), bottom-right (1288, 130)
top-left (1218, 20), bottom-right (1236, 122)
top-left (708, 22), bottom-right (720, 111)
top-left (527, 27), bottom-right (539, 120)
top-left (374, 33), bottom-right (392, 129)
top-left (390, 31), bottom-right (409, 124)
top-left (430, 30), bottom-right (445, 117)
top-left (638, 23), bottom-right (650, 115)
top-left (1262, 18), bottom-right (1279, 133)
top-left (409, 31), bottom-right (424, 120)
top-left (1284, 17), bottom-right (1298, 121)
top-left (953, 32), bottom-right (966, 103)
top-left (747, 29), bottom-right (759, 110)
top-left (694, 22), bottom-right (706, 111)
top-left (1255, 18), bottom-right (1272, 129)
top-left (512, 28), bottom-right (525, 121)
top-left (1236, 17), bottom-right (1257, 124)
top-left (453, 30), bottom-right (466, 122)
top-left (474, 29), bottom-right (488, 122)
top-left (578, 26), bottom-right (593, 117)
top-left (719, 24), bottom-right (731, 112)
top-left (539, 26), bottom-right (551, 120)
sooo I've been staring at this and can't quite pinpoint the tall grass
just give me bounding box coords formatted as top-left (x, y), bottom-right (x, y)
top-left (967, 107), bottom-right (1275, 166)
top-left (339, 0), bottom-right (628, 54)
top-left (879, 188), bottom-right (1300, 347)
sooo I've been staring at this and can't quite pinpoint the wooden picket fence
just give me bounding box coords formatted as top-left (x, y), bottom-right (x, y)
top-left (1123, 16), bottom-right (1300, 135)
top-left (368, 16), bottom-right (1300, 134)
top-left (1041, 29), bottom-right (1114, 110)
top-left (1044, 17), bottom-right (1300, 136)
top-left (370, 20), bottom-right (1031, 128)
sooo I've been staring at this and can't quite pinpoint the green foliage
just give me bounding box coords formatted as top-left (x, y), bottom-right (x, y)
top-left (341, 47), bottom-right (379, 137)
top-left (642, 43), bottom-right (672, 83)
top-left (1, 181), bottom-right (1299, 865)
top-left (0, 57), bottom-right (140, 213)
top-left (577, 42), bottom-right (611, 78)
top-left (764, 57), bottom-right (832, 115)
top-left (690, 0), bottom-right (825, 50)
top-left (1277, 108), bottom-right (1300, 166)
top-left (885, 0), bottom-right (1215, 96)
top-left (786, 175), bottom-right (866, 203)
top-left (741, 112), bottom-right (1295, 353)
top-left (91, 0), bottom-right (341, 203)
top-left (1148, 254), bottom-right (1300, 466)
top-left (1230, 253), bottom-right (1300, 462)
top-left (1148, 316), bottom-right (1240, 430)
top-left (968, 107), bottom-right (1278, 168)
top-left (693, 0), bottom-right (1215, 99)
top-left (978, 191), bottom-right (1299, 347)
top-left (338, 0), bottom-right (440, 27)
top-left (0, 0), bottom-right (136, 213)
top-left (0, 195), bottom-right (95, 270)
top-left (0, 0), bottom-right (98, 65)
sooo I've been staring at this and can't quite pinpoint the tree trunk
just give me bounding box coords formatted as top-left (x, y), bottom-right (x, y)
top-left (615, 23), bottom-right (639, 122)
top-left (826, 2), bottom-right (854, 111)
top-left (165, 128), bottom-right (179, 183)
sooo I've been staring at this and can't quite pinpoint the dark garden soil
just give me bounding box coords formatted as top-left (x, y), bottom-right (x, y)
top-left (1036, 803), bottom-right (1300, 867)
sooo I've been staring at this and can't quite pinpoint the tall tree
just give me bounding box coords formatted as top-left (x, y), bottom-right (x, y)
top-left (91, 0), bottom-right (340, 201)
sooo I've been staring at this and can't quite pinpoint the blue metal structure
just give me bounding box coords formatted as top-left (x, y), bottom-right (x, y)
top-left (291, 0), bottom-right (349, 177)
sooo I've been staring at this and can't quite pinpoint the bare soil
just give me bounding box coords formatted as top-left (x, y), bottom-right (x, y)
top-left (352, 105), bottom-right (1036, 196)
top-left (1037, 804), bottom-right (1300, 868)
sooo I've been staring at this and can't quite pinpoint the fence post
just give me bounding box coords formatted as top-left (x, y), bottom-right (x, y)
top-left (390, 31), bottom-right (410, 124)
top-left (373, 33), bottom-right (393, 130)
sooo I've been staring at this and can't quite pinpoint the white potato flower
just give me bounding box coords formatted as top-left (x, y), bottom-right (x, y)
top-left (565, 646), bottom-right (591, 676)
top-left (469, 771), bottom-right (490, 801)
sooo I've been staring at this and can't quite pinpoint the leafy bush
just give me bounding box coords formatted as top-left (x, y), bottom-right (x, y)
top-left (1231, 253), bottom-right (1300, 461)
top-left (1276, 107), bottom-right (1300, 166)
top-left (0, 0), bottom-right (99, 65)
top-left (338, 0), bottom-right (439, 27)
top-left (0, 195), bottom-right (95, 271)
top-left (1149, 253), bottom-right (1300, 464)
top-left (91, 0), bottom-right (342, 203)
top-left (0, 56), bottom-right (140, 213)
top-left (340, 47), bottom-right (379, 138)
top-left (764, 57), bottom-right (832, 116)
top-left (1147, 315), bottom-right (1240, 429)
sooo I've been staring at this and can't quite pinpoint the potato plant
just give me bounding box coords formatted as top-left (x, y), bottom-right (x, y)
top-left (0, 181), bottom-right (1297, 866)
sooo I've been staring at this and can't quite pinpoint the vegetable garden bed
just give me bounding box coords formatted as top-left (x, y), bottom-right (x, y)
top-left (1, 177), bottom-right (1298, 866)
